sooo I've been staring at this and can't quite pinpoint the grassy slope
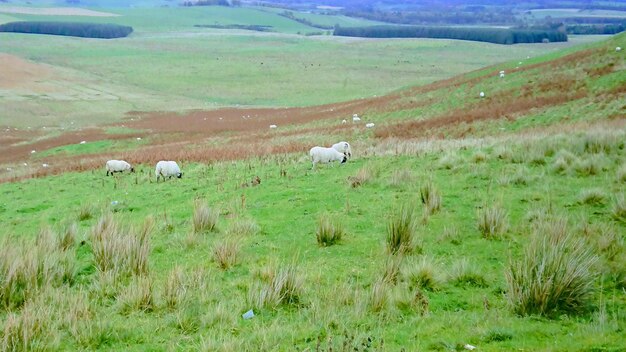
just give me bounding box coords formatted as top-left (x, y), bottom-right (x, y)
top-left (0, 6), bottom-right (607, 128)
top-left (0, 35), bottom-right (625, 350)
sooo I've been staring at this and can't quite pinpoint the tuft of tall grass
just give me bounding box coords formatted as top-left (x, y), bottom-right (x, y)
top-left (117, 277), bottom-right (155, 314)
top-left (164, 266), bottom-right (187, 309)
top-left (78, 203), bottom-right (96, 221)
top-left (395, 287), bottom-right (429, 316)
top-left (386, 203), bottom-right (419, 255)
top-left (212, 239), bottom-right (241, 270)
top-left (315, 213), bottom-right (344, 247)
top-left (552, 149), bottom-right (578, 174)
top-left (437, 153), bottom-right (459, 170)
top-left (420, 181), bottom-right (441, 215)
top-left (611, 194), bottom-right (626, 222)
top-left (582, 132), bottom-right (623, 154)
top-left (477, 204), bottom-right (509, 239)
top-left (60, 222), bottom-right (77, 251)
top-left (449, 258), bottom-right (488, 287)
top-left (91, 214), bottom-right (151, 278)
top-left (348, 166), bottom-right (373, 188)
top-left (249, 262), bottom-right (303, 309)
top-left (1, 299), bottom-right (56, 351)
top-left (505, 218), bottom-right (597, 317)
top-left (577, 188), bottom-right (606, 205)
top-left (472, 151), bottom-right (487, 163)
top-left (574, 156), bottom-right (603, 176)
top-left (389, 168), bottom-right (415, 188)
top-left (368, 278), bottom-right (389, 313)
top-left (193, 199), bottom-right (219, 233)
top-left (616, 164), bottom-right (626, 183)
top-left (382, 255), bottom-right (403, 284)
top-left (226, 218), bottom-right (260, 237)
top-left (403, 256), bottom-right (442, 291)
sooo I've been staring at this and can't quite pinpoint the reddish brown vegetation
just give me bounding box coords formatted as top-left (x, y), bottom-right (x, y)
top-left (0, 43), bottom-right (615, 183)
top-left (375, 91), bottom-right (588, 139)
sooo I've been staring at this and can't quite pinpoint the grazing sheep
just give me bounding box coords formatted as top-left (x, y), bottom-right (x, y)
top-left (366, 123), bottom-right (375, 128)
top-left (309, 146), bottom-right (347, 169)
top-left (332, 141), bottom-right (352, 158)
top-left (155, 161), bottom-right (182, 181)
top-left (106, 160), bottom-right (134, 176)
top-left (352, 114), bottom-right (361, 122)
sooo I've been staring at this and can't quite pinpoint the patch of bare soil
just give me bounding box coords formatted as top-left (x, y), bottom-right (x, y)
top-left (0, 54), bottom-right (55, 91)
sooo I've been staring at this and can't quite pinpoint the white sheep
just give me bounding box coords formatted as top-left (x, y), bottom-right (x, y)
top-left (331, 141), bottom-right (352, 158)
top-left (309, 146), bottom-right (347, 169)
top-left (352, 114), bottom-right (361, 122)
top-left (106, 160), bottom-right (134, 176)
top-left (365, 123), bottom-right (375, 128)
top-left (269, 124), bottom-right (277, 129)
top-left (155, 161), bottom-right (182, 181)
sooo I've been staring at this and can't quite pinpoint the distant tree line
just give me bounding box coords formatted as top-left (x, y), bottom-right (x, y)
top-left (342, 9), bottom-right (520, 26)
top-left (0, 21), bottom-right (133, 39)
top-left (181, 0), bottom-right (241, 6)
top-left (194, 24), bottom-right (273, 31)
top-left (334, 25), bottom-right (567, 44)
top-left (566, 24), bottom-right (625, 35)
top-left (278, 11), bottom-right (334, 30)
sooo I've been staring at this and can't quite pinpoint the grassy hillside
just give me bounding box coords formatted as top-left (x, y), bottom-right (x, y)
top-left (0, 33), bottom-right (625, 350)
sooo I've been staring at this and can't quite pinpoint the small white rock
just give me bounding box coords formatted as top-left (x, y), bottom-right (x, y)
top-left (23, 163), bottom-right (28, 166)
top-left (479, 91), bottom-right (485, 98)
top-left (365, 123), bottom-right (375, 128)
top-left (242, 309), bottom-right (255, 320)
top-left (269, 124), bottom-right (277, 129)
top-left (136, 137), bottom-right (142, 140)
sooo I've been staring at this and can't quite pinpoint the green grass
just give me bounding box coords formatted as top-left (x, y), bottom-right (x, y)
top-left (1, 129), bottom-right (624, 350)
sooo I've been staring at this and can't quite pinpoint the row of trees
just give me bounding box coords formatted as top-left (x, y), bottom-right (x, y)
top-left (333, 25), bottom-right (567, 44)
top-left (0, 21), bottom-right (133, 39)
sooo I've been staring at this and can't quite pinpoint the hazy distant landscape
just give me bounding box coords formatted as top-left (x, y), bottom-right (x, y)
top-left (0, 0), bottom-right (625, 350)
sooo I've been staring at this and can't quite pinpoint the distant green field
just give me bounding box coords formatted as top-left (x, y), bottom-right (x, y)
top-left (527, 8), bottom-right (626, 18)
top-left (0, 23), bottom-right (606, 128)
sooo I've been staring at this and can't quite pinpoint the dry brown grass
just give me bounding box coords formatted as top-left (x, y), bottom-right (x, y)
top-left (212, 239), bottom-right (241, 270)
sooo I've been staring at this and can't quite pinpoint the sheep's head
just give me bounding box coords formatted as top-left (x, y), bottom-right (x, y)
top-left (177, 173), bottom-right (182, 179)
top-left (341, 154), bottom-right (347, 164)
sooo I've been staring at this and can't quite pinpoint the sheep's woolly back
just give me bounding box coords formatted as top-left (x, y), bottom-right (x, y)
top-left (155, 161), bottom-right (181, 178)
top-left (106, 160), bottom-right (131, 172)
top-left (310, 146), bottom-right (346, 166)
